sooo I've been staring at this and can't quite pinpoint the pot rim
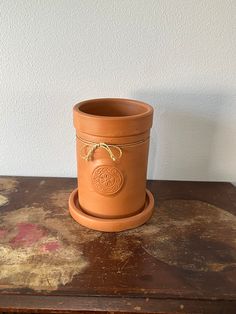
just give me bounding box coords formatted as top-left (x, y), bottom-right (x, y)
top-left (73, 98), bottom-right (153, 121)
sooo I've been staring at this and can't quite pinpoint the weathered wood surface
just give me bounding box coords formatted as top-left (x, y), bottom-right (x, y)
top-left (0, 176), bottom-right (236, 313)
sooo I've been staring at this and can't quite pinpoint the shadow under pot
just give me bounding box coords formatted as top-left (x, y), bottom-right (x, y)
top-left (69, 98), bottom-right (154, 232)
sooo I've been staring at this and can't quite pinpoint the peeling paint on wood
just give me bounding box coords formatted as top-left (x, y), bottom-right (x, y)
top-left (0, 205), bottom-right (89, 291)
top-left (0, 195), bottom-right (8, 207)
top-left (0, 178), bottom-right (18, 194)
top-left (0, 178), bottom-right (101, 292)
top-left (0, 178), bottom-right (18, 207)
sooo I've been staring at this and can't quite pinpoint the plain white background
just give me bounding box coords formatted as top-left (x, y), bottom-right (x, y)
top-left (0, 0), bottom-right (236, 181)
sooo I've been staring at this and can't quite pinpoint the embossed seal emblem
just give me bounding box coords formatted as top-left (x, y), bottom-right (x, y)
top-left (92, 166), bottom-right (124, 195)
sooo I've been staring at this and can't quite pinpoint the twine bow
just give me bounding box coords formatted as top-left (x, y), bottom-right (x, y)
top-left (80, 142), bottom-right (122, 161)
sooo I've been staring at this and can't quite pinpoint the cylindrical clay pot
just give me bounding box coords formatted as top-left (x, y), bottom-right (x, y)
top-left (69, 98), bottom-right (154, 232)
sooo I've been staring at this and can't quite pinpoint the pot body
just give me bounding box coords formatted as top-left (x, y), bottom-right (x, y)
top-left (73, 98), bottom-right (153, 219)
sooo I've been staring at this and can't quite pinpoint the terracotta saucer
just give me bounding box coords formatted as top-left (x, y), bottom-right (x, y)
top-left (69, 188), bottom-right (154, 232)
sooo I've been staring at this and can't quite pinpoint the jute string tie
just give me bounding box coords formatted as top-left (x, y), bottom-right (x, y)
top-left (77, 136), bottom-right (149, 162)
top-left (80, 142), bottom-right (122, 161)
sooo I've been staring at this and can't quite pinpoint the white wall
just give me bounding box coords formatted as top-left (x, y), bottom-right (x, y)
top-left (0, 0), bottom-right (236, 181)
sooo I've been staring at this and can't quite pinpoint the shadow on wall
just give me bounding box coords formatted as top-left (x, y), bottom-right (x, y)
top-left (132, 91), bottom-right (235, 181)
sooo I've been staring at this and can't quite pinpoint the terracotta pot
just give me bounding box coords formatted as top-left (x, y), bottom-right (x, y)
top-left (69, 98), bottom-right (154, 232)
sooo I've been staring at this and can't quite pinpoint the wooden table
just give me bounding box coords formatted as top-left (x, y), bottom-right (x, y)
top-left (0, 176), bottom-right (236, 313)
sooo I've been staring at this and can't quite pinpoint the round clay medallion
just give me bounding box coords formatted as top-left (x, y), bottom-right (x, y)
top-left (91, 165), bottom-right (124, 196)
